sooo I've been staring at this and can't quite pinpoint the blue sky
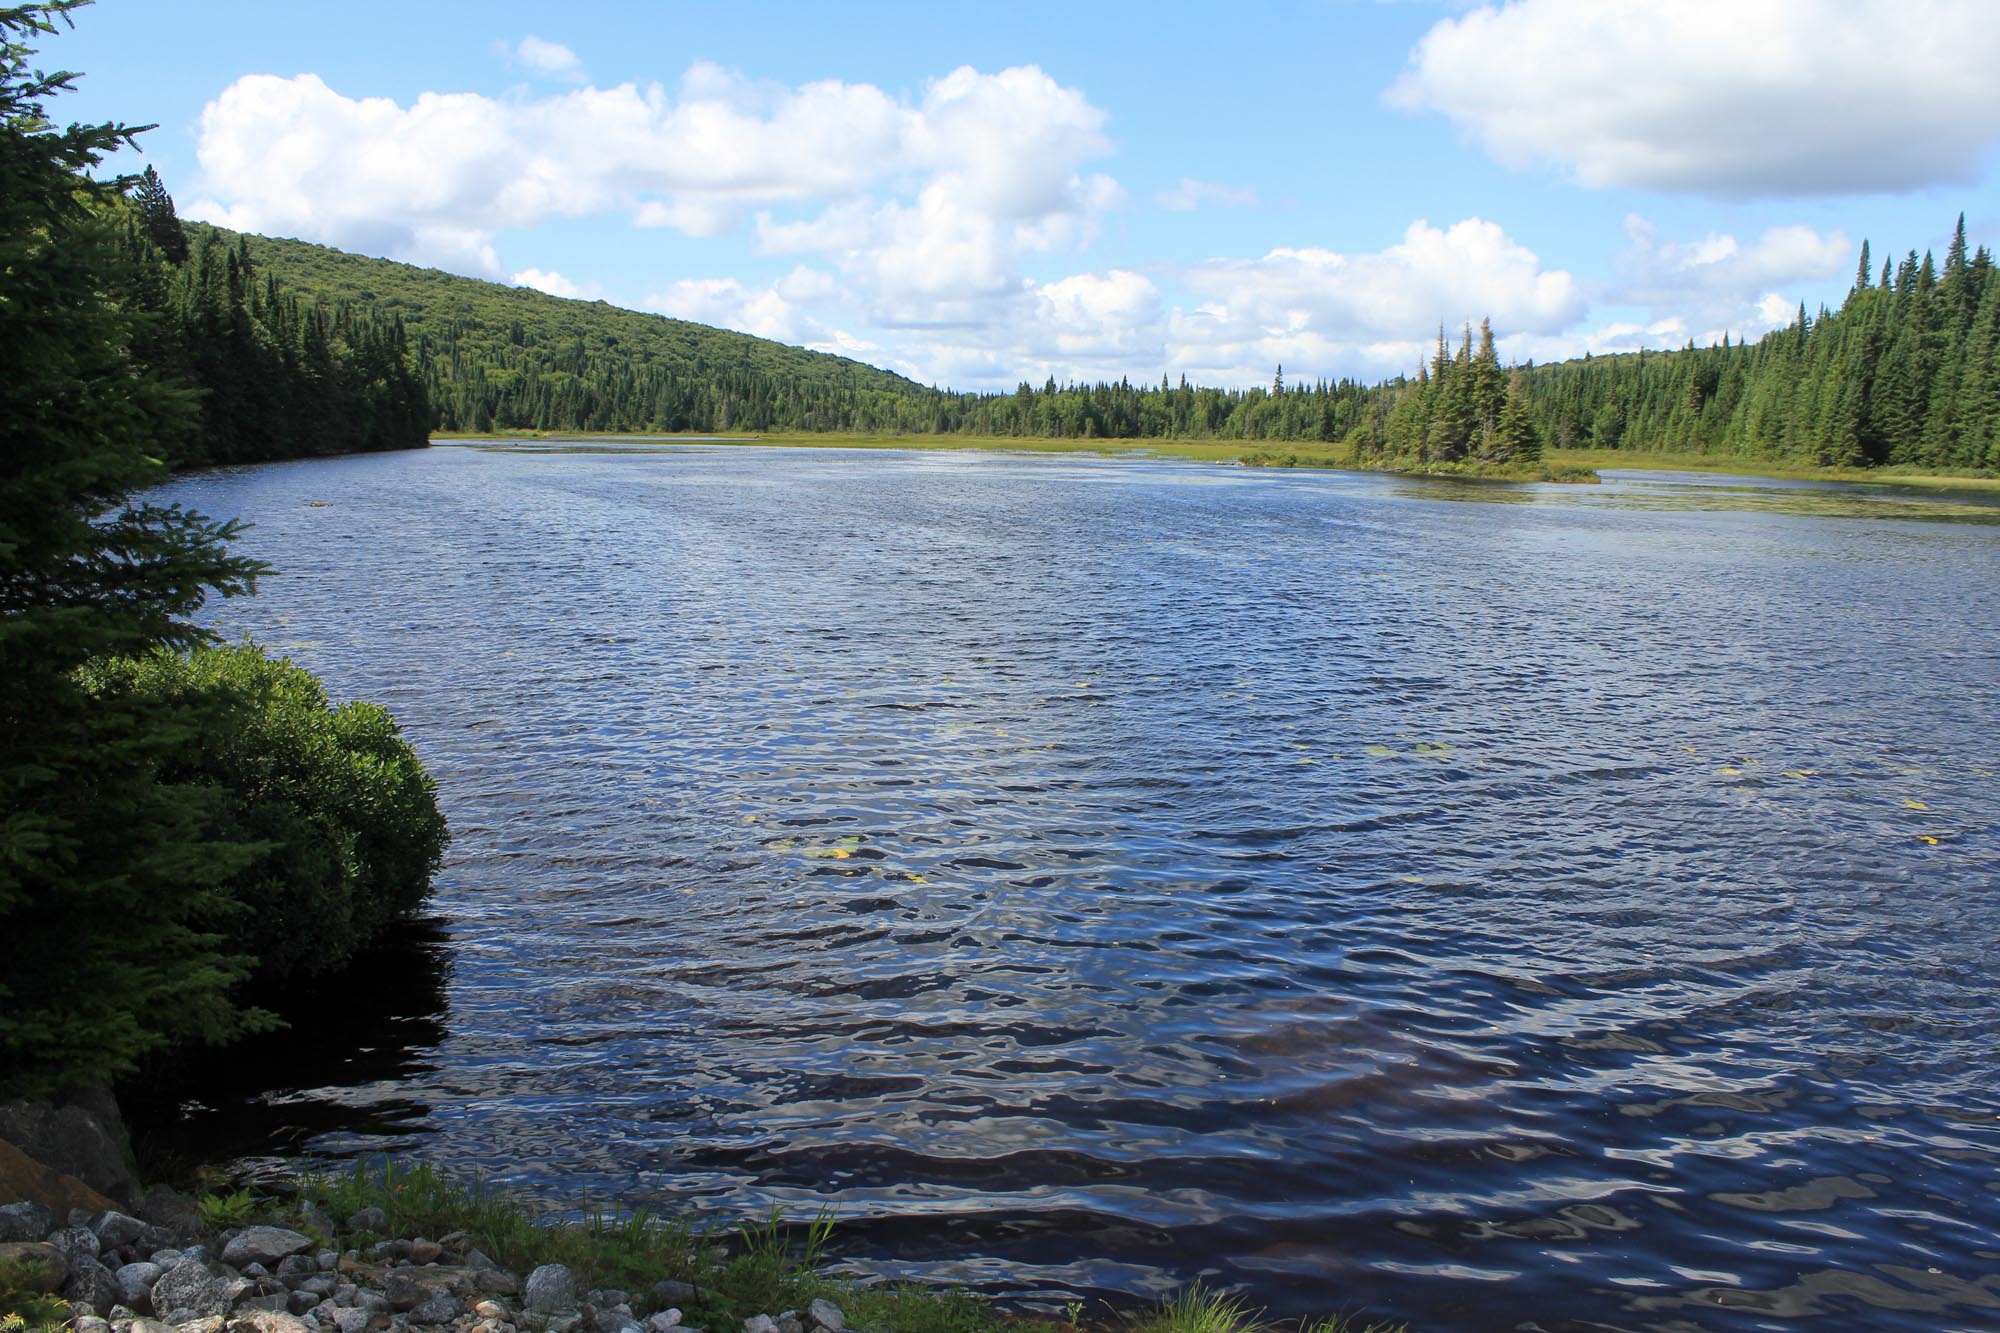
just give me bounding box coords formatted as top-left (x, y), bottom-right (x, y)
top-left (48, 0), bottom-right (2000, 391)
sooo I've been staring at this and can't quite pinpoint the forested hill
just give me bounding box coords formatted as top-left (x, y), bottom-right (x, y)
top-left (191, 224), bottom-right (931, 434)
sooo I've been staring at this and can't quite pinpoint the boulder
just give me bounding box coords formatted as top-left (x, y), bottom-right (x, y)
top-left (223, 1228), bottom-right (315, 1269)
top-left (339, 1258), bottom-right (516, 1300)
top-left (805, 1301), bottom-right (843, 1333)
top-left (139, 1187), bottom-right (208, 1248)
top-left (0, 1240), bottom-right (69, 1292)
top-left (224, 1313), bottom-right (314, 1333)
top-left (0, 1200), bottom-right (54, 1243)
top-left (0, 1091), bottom-right (142, 1209)
top-left (275, 1254), bottom-right (319, 1284)
top-left (408, 1293), bottom-right (463, 1325)
top-left (63, 1255), bottom-right (123, 1310)
top-left (648, 1282), bottom-right (694, 1309)
top-left (151, 1258), bottom-right (253, 1322)
top-left (0, 1138), bottom-right (117, 1217)
top-left (522, 1265), bottom-right (577, 1315)
top-left (117, 1260), bottom-right (166, 1311)
top-left (92, 1210), bottom-right (149, 1249)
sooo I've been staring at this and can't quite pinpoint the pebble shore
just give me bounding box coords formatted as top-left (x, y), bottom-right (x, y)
top-left (0, 1200), bottom-right (840, 1333)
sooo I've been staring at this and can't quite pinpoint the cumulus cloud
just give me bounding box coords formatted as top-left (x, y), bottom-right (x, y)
top-left (1611, 214), bottom-right (1849, 336)
top-left (1388, 0), bottom-right (2000, 196)
top-left (186, 62), bottom-right (1115, 287)
top-left (513, 36), bottom-right (585, 82)
top-left (1155, 178), bottom-right (1258, 212)
top-left (511, 267), bottom-right (590, 298)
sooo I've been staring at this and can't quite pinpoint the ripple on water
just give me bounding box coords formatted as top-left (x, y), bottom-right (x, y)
top-left (146, 447), bottom-right (2000, 1332)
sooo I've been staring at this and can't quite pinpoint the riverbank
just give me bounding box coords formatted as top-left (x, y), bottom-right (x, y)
top-left (1, 1130), bottom-right (1404, 1333)
top-left (435, 430), bottom-right (2000, 492)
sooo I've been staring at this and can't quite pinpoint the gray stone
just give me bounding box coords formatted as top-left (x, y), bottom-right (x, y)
top-left (150, 1260), bottom-right (253, 1322)
top-left (76, 1316), bottom-right (112, 1333)
top-left (522, 1266), bottom-right (577, 1316)
top-left (774, 1318), bottom-right (800, 1333)
top-left (644, 1313), bottom-right (681, 1333)
top-left (316, 1252), bottom-right (339, 1274)
top-left (0, 1240), bottom-right (68, 1292)
top-left (465, 1250), bottom-right (502, 1273)
top-left (152, 1250), bottom-right (186, 1267)
top-left (277, 1255), bottom-right (319, 1284)
top-left (115, 1260), bottom-right (165, 1310)
top-left (381, 1274), bottom-right (427, 1312)
top-left (344, 1210), bottom-right (388, 1235)
top-left (354, 1290), bottom-right (392, 1315)
top-left (741, 1318), bottom-right (775, 1333)
top-left (223, 1229), bottom-right (315, 1270)
top-left (332, 1283), bottom-right (358, 1305)
top-left (805, 1301), bottom-right (842, 1333)
top-left (0, 1201), bottom-right (55, 1243)
top-left (293, 1276), bottom-right (337, 1299)
top-left (331, 1310), bottom-right (373, 1333)
top-left (365, 1240), bottom-right (409, 1264)
top-left (226, 1312), bottom-right (314, 1333)
top-left (109, 1304), bottom-right (140, 1322)
top-left (181, 1247), bottom-right (212, 1266)
top-left (65, 1256), bottom-right (123, 1311)
top-left (92, 1211), bottom-right (149, 1250)
top-left (290, 1291), bottom-right (323, 1317)
top-left (52, 1224), bottom-right (104, 1264)
top-left (407, 1294), bottom-right (462, 1326)
top-left (129, 1318), bottom-right (174, 1333)
top-left (236, 1280), bottom-right (293, 1314)
top-left (648, 1283), bottom-right (694, 1310)
top-left (139, 1189), bottom-right (206, 1250)
top-left (591, 1317), bottom-right (640, 1333)
top-left (171, 1319), bottom-right (228, 1333)
top-left (241, 1264), bottom-right (271, 1280)
top-left (406, 1240), bottom-right (442, 1267)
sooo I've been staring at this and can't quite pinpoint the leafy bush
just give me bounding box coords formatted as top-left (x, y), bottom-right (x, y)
top-left (87, 643), bottom-right (450, 985)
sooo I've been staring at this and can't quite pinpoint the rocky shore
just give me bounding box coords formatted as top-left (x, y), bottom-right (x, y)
top-left (0, 1202), bottom-right (847, 1333)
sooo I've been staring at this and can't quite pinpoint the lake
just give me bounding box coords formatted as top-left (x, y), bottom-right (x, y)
top-left (150, 444), bottom-right (2000, 1331)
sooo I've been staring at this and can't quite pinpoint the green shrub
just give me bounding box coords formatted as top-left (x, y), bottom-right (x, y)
top-left (87, 643), bottom-right (450, 985)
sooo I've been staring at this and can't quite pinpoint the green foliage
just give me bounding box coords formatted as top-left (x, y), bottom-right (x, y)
top-left (1127, 1286), bottom-right (1406, 1333)
top-left (0, 0), bottom-right (271, 1096)
top-left (198, 1185), bottom-right (258, 1230)
top-left (86, 643), bottom-right (450, 984)
top-left (0, 1255), bottom-right (73, 1331)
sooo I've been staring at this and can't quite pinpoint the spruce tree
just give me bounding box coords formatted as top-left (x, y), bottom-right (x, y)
top-left (0, 2), bottom-right (268, 1093)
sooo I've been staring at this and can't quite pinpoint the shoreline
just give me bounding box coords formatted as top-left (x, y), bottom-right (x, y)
top-left (431, 431), bottom-right (2000, 494)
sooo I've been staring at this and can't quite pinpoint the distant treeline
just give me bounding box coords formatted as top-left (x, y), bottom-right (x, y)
top-left (183, 198), bottom-right (1999, 474)
top-left (128, 177), bottom-right (429, 466)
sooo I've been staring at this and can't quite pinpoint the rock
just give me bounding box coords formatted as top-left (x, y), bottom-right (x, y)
top-left (522, 1266), bottom-right (577, 1316)
top-left (226, 1313), bottom-right (314, 1333)
top-left (774, 1318), bottom-right (800, 1333)
top-left (0, 1200), bottom-right (55, 1242)
top-left (92, 1211), bottom-right (149, 1249)
top-left (471, 1302), bottom-right (509, 1321)
top-left (242, 1264), bottom-right (271, 1279)
top-left (0, 1240), bottom-right (69, 1291)
top-left (76, 1316), bottom-right (113, 1333)
top-left (293, 1276), bottom-right (337, 1299)
top-left (65, 1255), bottom-right (123, 1310)
top-left (110, 1304), bottom-right (141, 1322)
top-left (381, 1274), bottom-right (427, 1312)
top-left (52, 1224), bottom-right (103, 1264)
top-left (223, 1229), bottom-right (315, 1269)
top-left (344, 1209), bottom-right (388, 1235)
top-left (741, 1317), bottom-right (775, 1333)
top-left (151, 1259), bottom-right (226, 1321)
top-left (331, 1310), bottom-right (373, 1333)
top-left (174, 1318), bottom-right (230, 1333)
top-left (130, 1318), bottom-right (175, 1333)
top-left (139, 1189), bottom-right (208, 1249)
top-left (290, 1291), bottom-right (323, 1316)
top-left (353, 1290), bottom-right (392, 1315)
top-left (589, 1292), bottom-right (628, 1311)
top-left (152, 1249), bottom-right (186, 1267)
top-left (182, 1246), bottom-right (212, 1265)
top-left (407, 1239), bottom-right (442, 1266)
top-left (465, 1250), bottom-right (502, 1273)
top-left (407, 1294), bottom-right (463, 1325)
top-left (276, 1255), bottom-right (319, 1284)
top-left (236, 1280), bottom-right (293, 1314)
top-left (648, 1283), bottom-right (694, 1309)
top-left (644, 1313), bottom-right (681, 1333)
top-left (117, 1260), bottom-right (166, 1311)
top-left (805, 1301), bottom-right (842, 1333)
top-left (316, 1252), bottom-right (339, 1273)
top-left (0, 1090), bottom-right (142, 1209)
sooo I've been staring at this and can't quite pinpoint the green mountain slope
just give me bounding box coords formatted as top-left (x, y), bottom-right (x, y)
top-left (191, 223), bottom-right (928, 434)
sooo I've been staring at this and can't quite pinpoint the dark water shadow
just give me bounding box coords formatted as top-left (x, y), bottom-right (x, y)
top-left (126, 916), bottom-right (453, 1182)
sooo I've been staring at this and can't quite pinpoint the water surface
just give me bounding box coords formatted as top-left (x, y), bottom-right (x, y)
top-left (154, 446), bottom-right (2000, 1331)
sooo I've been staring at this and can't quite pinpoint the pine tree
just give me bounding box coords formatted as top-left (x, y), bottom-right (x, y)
top-left (131, 164), bottom-right (187, 263)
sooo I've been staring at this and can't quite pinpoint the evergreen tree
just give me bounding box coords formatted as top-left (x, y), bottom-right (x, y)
top-left (132, 163), bottom-right (187, 263)
top-left (1, 1), bottom-right (270, 1092)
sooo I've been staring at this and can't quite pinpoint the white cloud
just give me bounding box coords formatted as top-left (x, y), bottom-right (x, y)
top-left (1388, 0), bottom-right (2000, 197)
top-left (511, 267), bottom-right (590, 298)
top-left (513, 36), bottom-right (585, 83)
top-left (1611, 214), bottom-right (1849, 336)
top-left (186, 62), bottom-right (1113, 287)
top-left (1156, 178), bottom-right (1258, 212)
